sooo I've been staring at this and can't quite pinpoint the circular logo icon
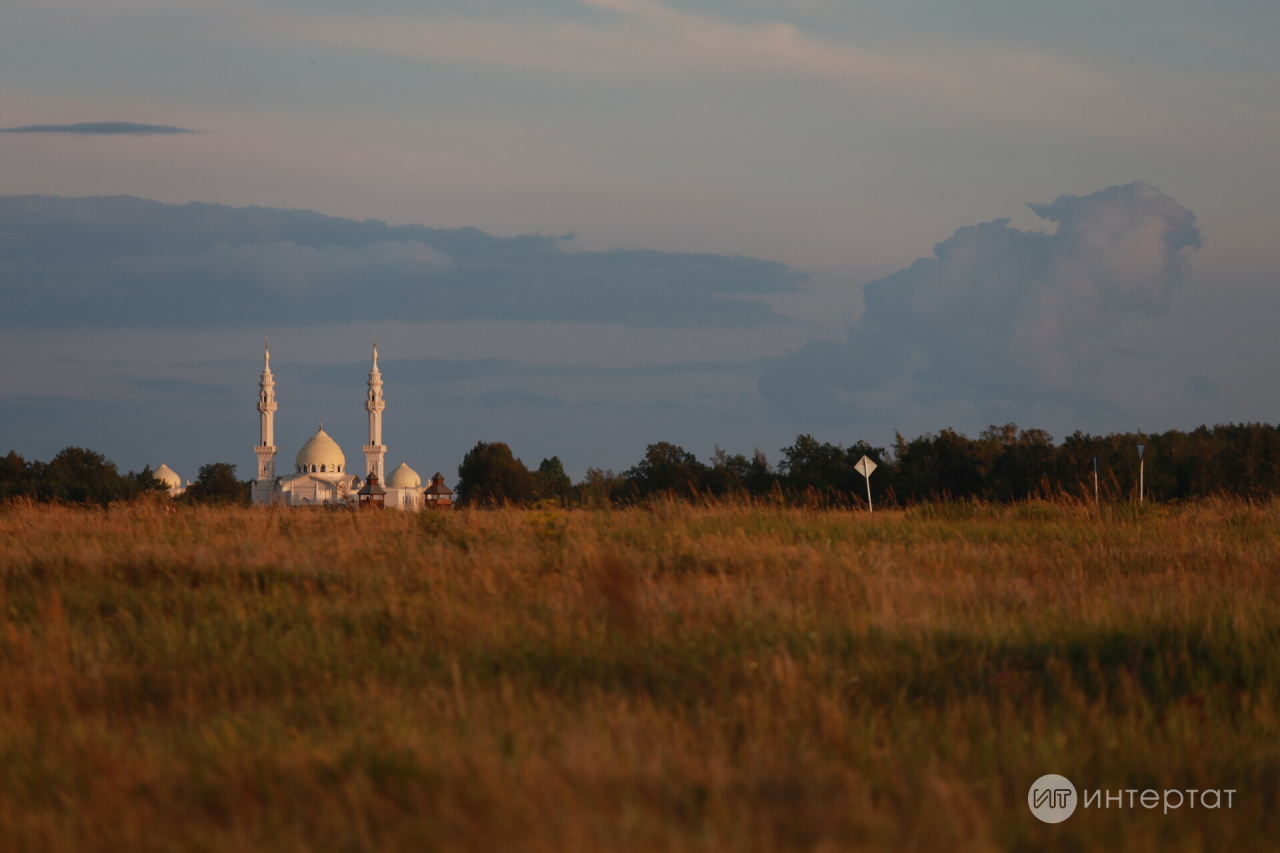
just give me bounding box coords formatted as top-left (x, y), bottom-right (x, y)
top-left (1028, 774), bottom-right (1077, 823)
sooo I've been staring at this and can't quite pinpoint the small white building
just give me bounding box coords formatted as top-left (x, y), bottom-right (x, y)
top-left (384, 460), bottom-right (423, 510)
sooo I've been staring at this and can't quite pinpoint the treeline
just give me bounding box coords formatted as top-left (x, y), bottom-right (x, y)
top-left (457, 422), bottom-right (1280, 507)
top-left (0, 449), bottom-right (248, 505)
top-left (9, 422), bottom-right (1280, 508)
top-left (0, 447), bottom-right (166, 504)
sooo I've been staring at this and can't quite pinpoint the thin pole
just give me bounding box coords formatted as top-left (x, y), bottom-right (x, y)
top-left (866, 476), bottom-right (873, 513)
top-left (1093, 457), bottom-right (1099, 510)
top-left (1139, 459), bottom-right (1144, 505)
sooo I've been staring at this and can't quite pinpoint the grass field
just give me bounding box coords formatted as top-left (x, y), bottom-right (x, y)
top-left (1, 498), bottom-right (1278, 852)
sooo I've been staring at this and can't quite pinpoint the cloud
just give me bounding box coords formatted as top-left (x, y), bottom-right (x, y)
top-left (0, 195), bottom-right (805, 329)
top-left (249, 0), bottom-right (1119, 132)
top-left (301, 356), bottom-right (772, 386)
top-left (0, 122), bottom-right (194, 135)
top-left (760, 182), bottom-right (1202, 423)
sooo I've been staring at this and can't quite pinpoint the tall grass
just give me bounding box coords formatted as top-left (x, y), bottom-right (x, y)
top-left (1, 498), bottom-right (1277, 851)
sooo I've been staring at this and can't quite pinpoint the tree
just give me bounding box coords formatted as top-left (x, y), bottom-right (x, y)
top-left (624, 442), bottom-right (708, 497)
top-left (706, 446), bottom-right (777, 497)
top-left (533, 456), bottom-right (572, 502)
top-left (182, 463), bottom-right (249, 505)
top-left (0, 446), bottom-right (163, 504)
top-left (574, 467), bottom-right (628, 508)
top-left (982, 424), bottom-right (1054, 501)
top-left (128, 464), bottom-right (171, 496)
top-left (455, 442), bottom-right (536, 506)
top-left (0, 450), bottom-right (24, 483)
top-left (779, 434), bottom-right (854, 493)
top-left (0, 450), bottom-right (27, 501)
top-left (893, 430), bottom-right (991, 501)
top-left (43, 447), bottom-right (138, 504)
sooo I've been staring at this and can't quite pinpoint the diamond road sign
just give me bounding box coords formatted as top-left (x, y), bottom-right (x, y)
top-left (854, 455), bottom-right (877, 478)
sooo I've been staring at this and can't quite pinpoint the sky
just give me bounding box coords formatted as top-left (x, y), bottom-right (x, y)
top-left (1, 0), bottom-right (1278, 481)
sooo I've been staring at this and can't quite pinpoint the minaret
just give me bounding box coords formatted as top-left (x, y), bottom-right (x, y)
top-left (252, 340), bottom-right (278, 504)
top-left (363, 342), bottom-right (387, 481)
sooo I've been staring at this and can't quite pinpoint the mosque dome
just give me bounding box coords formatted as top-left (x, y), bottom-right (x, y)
top-left (154, 463), bottom-right (182, 489)
top-left (385, 460), bottom-right (421, 488)
top-left (295, 427), bottom-right (347, 473)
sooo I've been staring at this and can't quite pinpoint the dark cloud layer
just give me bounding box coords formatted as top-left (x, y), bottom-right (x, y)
top-left (0, 195), bottom-right (806, 329)
top-left (0, 122), bottom-right (194, 135)
top-left (760, 182), bottom-right (1202, 423)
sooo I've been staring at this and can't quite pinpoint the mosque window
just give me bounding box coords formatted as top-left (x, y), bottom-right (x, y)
top-left (320, 465), bottom-right (327, 472)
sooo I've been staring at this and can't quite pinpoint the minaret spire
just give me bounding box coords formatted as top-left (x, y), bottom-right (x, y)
top-left (252, 339), bottom-right (279, 504)
top-left (364, 340), bottom-right (387, 481)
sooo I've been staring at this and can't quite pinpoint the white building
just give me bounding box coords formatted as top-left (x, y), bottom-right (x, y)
top-left (154, 463), bottom-right (186, 498)
top-left (384, 460), bottom-right (424, 509)
top-left (245, 343), bottom-right (446, 508)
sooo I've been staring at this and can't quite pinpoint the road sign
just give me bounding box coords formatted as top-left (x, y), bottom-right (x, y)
top-left (855, 455), bottom-right (876, 513)
top-left (1136, 443), bottom-right (1146, 504)
top-left (854, 456), bottom-right (877, 478)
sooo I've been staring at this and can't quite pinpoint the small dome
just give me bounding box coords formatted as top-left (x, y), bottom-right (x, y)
top-left (154, 463), bottom-right (182, 488)
top-left (386, 460), bottom-right (421, 488)
top-left (295, 427), bottom-right (346, 472)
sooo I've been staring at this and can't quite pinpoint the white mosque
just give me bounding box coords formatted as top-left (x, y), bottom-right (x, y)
top-left (251, 343), bottom-right (450, 508)
top-left (159, 344), bottom-right (452, 508)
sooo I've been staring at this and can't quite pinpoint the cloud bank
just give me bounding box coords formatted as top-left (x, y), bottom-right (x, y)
top-left (760, 182), bottom-right (1202, 423)
top-left (0, 195), bottom-right (805, 329)
top-left (0, 122), bottom-right (194, 135)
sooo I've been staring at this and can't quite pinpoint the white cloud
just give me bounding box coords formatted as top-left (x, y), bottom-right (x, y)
top-left (759, 182), bottom-right (1203, 423)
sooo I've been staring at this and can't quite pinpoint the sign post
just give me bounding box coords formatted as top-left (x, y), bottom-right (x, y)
top-left (1136, 443), bottom-right (1145, 505)
top-left (854, 455), bottom-right (877, 513)
top-left (1092, 456), bottom-right (1099, 510)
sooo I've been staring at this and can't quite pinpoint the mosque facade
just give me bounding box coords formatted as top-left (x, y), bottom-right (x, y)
top-left (245, 344), bottom-right (446, 508)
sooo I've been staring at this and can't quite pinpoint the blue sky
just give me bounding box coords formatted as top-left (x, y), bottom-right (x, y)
top-left (1, 0), bottom-right (1277, 480)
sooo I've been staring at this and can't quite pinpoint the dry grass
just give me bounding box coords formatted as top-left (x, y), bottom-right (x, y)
top-left (1, 498), bottom-right (1278, 852)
